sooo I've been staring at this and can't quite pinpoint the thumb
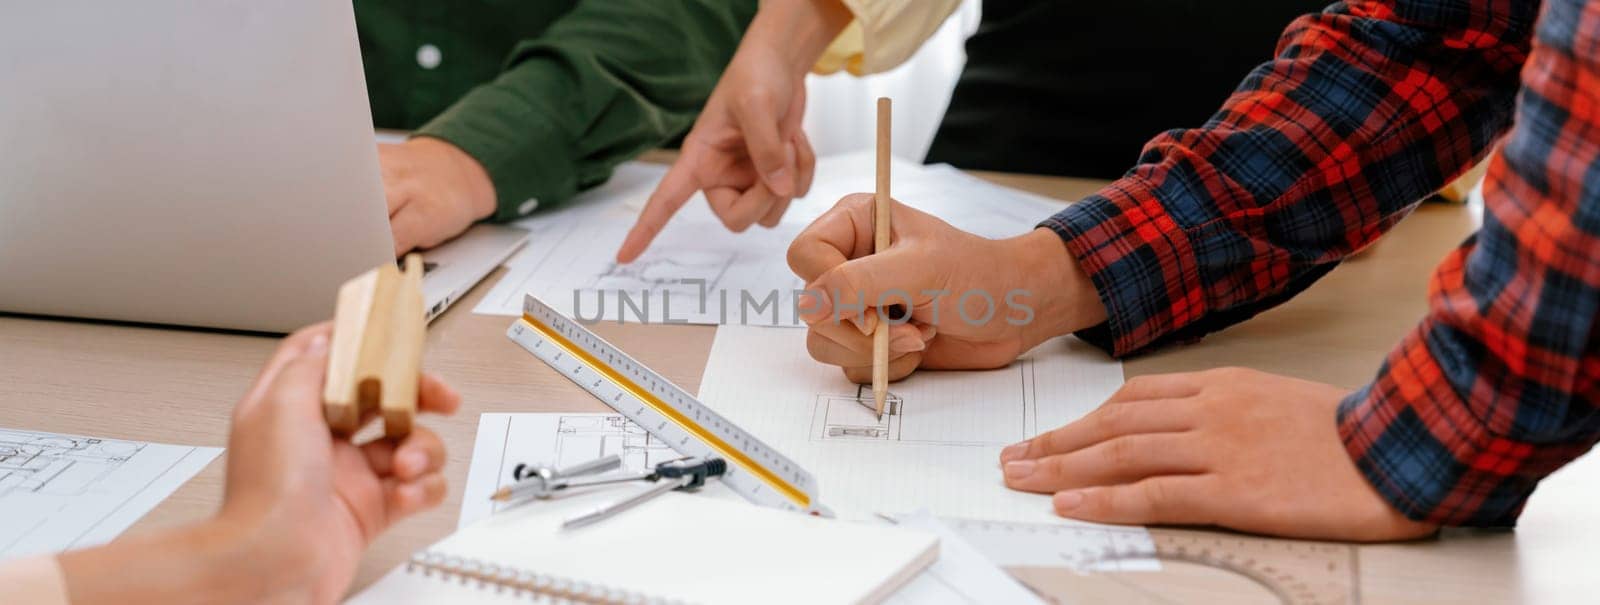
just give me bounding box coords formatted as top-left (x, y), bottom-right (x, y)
top-left (261, 332), bottom-right (332, 424)
top-left (618, 154), bottom-right (700, 263)
top-left (732, 89), bottom-right (794, 197)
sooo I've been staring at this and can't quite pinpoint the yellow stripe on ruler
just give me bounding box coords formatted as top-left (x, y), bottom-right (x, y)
top-left (519, 314), bottom-right (811, 509)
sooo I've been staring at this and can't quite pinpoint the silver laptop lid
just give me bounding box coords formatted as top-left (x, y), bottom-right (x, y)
top-left (0, 0), bottom-right (393, 332)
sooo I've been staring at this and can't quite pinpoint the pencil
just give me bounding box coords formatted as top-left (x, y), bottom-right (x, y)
top-left (872, 97), bottom-right (891, 419)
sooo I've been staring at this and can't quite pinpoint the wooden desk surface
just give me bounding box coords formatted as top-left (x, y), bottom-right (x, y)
top-left (3, 169), bottom-right (1595, 604)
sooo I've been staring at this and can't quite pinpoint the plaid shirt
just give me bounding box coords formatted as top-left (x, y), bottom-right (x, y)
top-left (1042, 0), bottom-right (1600, 527)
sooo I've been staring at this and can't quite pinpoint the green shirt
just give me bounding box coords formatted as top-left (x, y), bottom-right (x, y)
top-left (355, 0), bottom-right (756, 221)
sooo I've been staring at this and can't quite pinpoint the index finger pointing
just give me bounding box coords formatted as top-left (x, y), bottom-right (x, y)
top-left (618, 156), bottom-right (701, 263)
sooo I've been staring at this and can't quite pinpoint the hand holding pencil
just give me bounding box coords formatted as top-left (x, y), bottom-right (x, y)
top-left (787, 101), bottom-right (1106, 388)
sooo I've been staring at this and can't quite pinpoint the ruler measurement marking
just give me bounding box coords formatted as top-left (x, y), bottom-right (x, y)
top-left (515, 310), bottom-right (812, 510)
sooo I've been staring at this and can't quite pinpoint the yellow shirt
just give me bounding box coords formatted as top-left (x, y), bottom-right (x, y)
top-left (813, 0), bottom-right (961, 75)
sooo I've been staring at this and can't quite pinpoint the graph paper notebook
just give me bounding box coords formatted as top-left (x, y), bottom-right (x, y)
top-left (347, 490), bottom-right (938, 604)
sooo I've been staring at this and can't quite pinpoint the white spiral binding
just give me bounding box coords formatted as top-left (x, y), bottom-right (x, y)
top-left (403, 551), bottom-right (689, 605)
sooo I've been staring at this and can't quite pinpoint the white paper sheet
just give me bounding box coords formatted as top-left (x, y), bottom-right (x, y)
top-left (0, 427), bottom-right (222, 560)
top-left (458, 412), bottom-right (741, 528)
top-left (697, 325), bottom-right (1126, 525)
top-left (457, 414), bottom-right (1068, 604)
top-left (885, 511), bottom-right (1047, 605)
top-left (472, 155), bottom-right (1070, 323)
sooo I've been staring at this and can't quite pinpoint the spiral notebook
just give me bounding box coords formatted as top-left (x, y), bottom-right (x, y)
top-left (346, 490), bottom-right (939, 604)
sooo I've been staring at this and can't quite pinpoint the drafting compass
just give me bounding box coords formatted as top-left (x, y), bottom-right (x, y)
top-left (490, 453), bottom-right (728, 529)
top-left (507, 294), bottom-right (826, 515)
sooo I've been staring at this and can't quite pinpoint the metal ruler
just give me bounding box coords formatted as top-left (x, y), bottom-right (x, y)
top-left (942, 518), bottom-right (1359, 605)
top-left (507, 294), bottom-right (825, 515)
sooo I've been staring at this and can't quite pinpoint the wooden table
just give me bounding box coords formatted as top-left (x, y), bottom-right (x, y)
top-left (3, 168), bottom-right (1595, 604)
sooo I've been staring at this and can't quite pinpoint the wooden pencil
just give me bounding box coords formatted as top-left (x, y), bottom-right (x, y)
top-left (872, 97), bottom-right (891, 419)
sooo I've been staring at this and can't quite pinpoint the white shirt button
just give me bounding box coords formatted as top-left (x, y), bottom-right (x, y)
top-left (416, 44), bottom-right (442, 70)
top-left (518, 198), bottom-right (540, 215)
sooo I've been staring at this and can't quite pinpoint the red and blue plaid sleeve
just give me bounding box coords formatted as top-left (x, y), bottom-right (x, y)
top-left (1339, 0), bottom-right (1600, 526)
top-left (1041, 0), bottom-right (1536, 356)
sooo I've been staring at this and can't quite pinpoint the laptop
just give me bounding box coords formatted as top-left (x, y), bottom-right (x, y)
top-left (0, 1), bottom-right (526, 333)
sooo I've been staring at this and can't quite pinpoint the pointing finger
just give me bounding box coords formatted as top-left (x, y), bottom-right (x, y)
top-left (618, 153), bottom-right (702, 263)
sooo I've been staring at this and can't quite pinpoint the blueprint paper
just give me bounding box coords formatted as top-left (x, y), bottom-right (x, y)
top-left (697, 325), bottom-right (1126, 525)
top-left (472, 156), bottom-right (1069, 322)
top-left (0, 427), bottom-right (222, 560)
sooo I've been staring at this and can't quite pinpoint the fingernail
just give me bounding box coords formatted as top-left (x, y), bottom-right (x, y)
top-left (850, 316), bottom-right (869, 335)
top-left (1003, 460), bottom-right (1036, 480)
top-left (855, 312), bottom-right (878, 336)
top-left (889, 332), bottom-right (925, 352)
top-left (797, 293), bottom-right (819, 318)
top-left (1054, 490), bottom-right (1085, 511)
top-left (803, 285), bottom-right (833, 321)
top-left (1000, 441), bottom-right (1029, 463)
top-left (766, 168), bottom-right (789, 188)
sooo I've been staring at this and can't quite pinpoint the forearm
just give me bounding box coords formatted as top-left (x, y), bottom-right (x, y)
top-left (747, 0), bottom-right (853, 76)
top-left (1042, 0), bottom-right (1536, 357)
top-left (416, 0), bottom-right (759, 220)
top-left (58, 519), bottom-right (295, 604)
top-left (1006, 228), bottom-right (1106, 348)
top-left (1338, 0), bottom-right (1600, 527)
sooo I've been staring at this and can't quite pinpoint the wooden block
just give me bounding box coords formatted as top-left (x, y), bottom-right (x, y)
top-left (323, 254), bottom-right (425, 438)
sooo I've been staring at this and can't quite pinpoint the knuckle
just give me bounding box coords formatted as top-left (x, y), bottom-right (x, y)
top-left (1105, 436), bottom-right (1134, 467)
top-left (1140, 479), bottom-right (1170, 513)
top-left (840, 192), bottom-right (875, 211)
top-left (1094, 403), bottom-right (1128, 435)
top-left (737, 87), bottom-right (776, 111)
top-left (1210, 366), bottom-right (1252, 381)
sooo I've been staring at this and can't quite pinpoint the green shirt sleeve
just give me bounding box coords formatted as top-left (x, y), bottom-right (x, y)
top-left (414, 0), bottom-right (757, 221)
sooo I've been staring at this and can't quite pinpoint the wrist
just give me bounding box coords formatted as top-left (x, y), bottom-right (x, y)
top-left (1006, 228), bottom-right (1107, 347)
top-left (408, 136), bottom-right (497, 221)
top-left (747, 0), bottom-right (853, 76)
top-left (58, 516), bottom-right (296, 605)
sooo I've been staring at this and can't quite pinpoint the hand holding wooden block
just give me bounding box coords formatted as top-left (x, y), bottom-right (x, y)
top-left (323, 254), bottom-right (425, 438)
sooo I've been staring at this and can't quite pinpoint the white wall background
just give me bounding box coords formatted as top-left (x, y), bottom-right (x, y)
top-left (800, 1), bottom-right (980, 162)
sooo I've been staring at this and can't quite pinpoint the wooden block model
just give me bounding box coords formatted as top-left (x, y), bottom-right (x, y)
top-left (323, 254), bottom-right (425, 438)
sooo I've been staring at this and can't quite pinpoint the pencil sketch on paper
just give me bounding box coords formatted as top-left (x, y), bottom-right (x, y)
top-left (588, 251), bottom-right (733, 293)
top-left (809, 359), bottom-right (1039, 446)
top-left (0, 427), bottom-right (221, 560)
top-left (0, 430), bottom-right (143, 497)
top-left (550, 414), bottom-right (676, 471)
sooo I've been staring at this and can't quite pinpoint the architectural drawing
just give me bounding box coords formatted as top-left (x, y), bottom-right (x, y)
top-left (810, 359), bottom-right (1038, 446)
top-left (588, 251), bottom-right (733, 293)
top-left (551, 414), bottom-right (675, 471)
top-left (0, 429), bottom-right (144, 497)
top-left (0, 428), bottom-right (221, 560)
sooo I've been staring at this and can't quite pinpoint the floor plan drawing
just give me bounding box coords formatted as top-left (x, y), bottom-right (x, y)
top-left (550, 414), bottom-right (676, 471)
top-left (810, 360), bottom-right (1040, 446)
top-left (0, 428), bottom-right (221, 561)
top-left (698, 326), bottom-right (1124, 525)
top-left (0, 429), bottom-right (144, 497)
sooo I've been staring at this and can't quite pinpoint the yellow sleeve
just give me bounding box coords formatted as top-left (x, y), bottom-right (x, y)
top-left (812, 0), bottom-right (963, 76)
top-left (0, 556), bottom-right (70, 605)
